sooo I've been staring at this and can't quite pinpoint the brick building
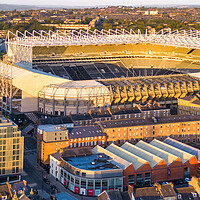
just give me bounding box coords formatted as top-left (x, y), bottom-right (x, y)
top-left (178, 95), bottom-right (200, 116)
top-left (37, 124), bottom-right (106, 167)
top-left (50, 140), bottom-right (199, 197)
top-left (99, 115), bottom-right (200, 145)
top-left (71, 105), bottom-right (170, 126)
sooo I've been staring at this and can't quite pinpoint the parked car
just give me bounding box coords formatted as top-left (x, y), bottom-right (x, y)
top-left (185, 178), bottom-right (191, 183)
top-left (43, 177), bottom-right (50, 184)
top-left (50, 185), bottom-right (57, 191)
top-left (162, 182), bottom-right (169, 185)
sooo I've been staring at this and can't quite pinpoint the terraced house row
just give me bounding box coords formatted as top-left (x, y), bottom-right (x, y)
top-left (37, 114), bottom-right (200, 167)
top-left (100, 115), bottom-right (200, 145)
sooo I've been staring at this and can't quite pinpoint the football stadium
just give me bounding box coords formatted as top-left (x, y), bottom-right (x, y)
top-left (1, 29), bottom-right (200, 116)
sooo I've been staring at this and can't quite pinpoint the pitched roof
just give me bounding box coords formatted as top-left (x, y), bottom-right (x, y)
top-left (135, 140), bottom-right (178, 166)
top-left (93, 145), bottom-right (131, 170)
top-left (0, 184), bottom-right (10, 199)
top-left (176, 187), bottom-right (200, 200)
top-left (68, 125), bottom-right (105, 139)
top-left (121, 142), bottom-right (164, 168)
top-left (150, 139), bottom-right (194, 164)
top-left (100, 115), bottom-right (200, 129)
top-left (134, 187), bottom-right (162, 200)
top-left (160, 184), bottom-right (177, 198)
top-left (106, 143), bottom-right (148, 170)
top-left (164, 137), bottom-right (200, 161)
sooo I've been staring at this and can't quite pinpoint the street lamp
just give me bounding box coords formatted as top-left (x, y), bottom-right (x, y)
top-left (42, 170), bottom-right (44, 192)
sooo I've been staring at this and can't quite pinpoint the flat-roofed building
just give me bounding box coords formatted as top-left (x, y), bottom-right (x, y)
top-left (50, 147), bottom-right (123, 197)
top-left (0, 117), bottom-right (24, 184)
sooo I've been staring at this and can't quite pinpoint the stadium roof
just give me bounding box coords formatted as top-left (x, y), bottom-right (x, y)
top-left (163, 137), bottom-right (200, 161)
top-left (7, 29), bottom-right (200, 49)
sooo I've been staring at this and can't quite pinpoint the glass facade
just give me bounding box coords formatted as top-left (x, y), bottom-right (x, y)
top-left (60, 168), bottom-right (123, 196)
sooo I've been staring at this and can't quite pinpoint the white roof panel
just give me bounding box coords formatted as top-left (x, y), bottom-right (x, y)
top-left (121, 142), bottom-right (164, 168)
top-left (136, 140), bottom-right (178, 166)
top-left (150, 139), bottom-right (194, 164)
top-left (92, 145), bottom-right (131, 170)
top-left (164, 137), bottom-right (200, 161)
top-left (106, 143), bottom-right (148, 170)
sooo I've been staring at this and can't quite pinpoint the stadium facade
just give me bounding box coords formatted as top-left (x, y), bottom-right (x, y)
top-left (1, 29), bottom-right (200, 115)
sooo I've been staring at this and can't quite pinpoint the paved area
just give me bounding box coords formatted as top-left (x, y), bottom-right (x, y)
top-left (23, 135), bottom-right (97, 200)
top-left (56, 193), bottom-right (78, 200)
top-left (24, 135), bottom-right (37, 150)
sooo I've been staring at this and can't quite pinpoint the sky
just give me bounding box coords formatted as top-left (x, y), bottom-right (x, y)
top-left (1, 0), bottom-right (200, 7)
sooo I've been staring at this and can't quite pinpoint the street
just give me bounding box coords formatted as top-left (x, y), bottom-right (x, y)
top-left (23, 135), bottom-right (97, 200)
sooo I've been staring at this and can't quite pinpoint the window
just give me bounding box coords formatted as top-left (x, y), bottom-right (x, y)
top-left (128, 175), bottom-right (135, 184)
top-left (88, 180), bottom-right (93, 187)
top-left (145, 173), bottom-right (151, 182)
top-left (75, 178), bottom-right (79, 184)
top-left (82, 172), bottom-right (86, 177)
top-left (95, 180), bottom-right (101, 188)
top-left (136, 174), bottom-right (143, 183)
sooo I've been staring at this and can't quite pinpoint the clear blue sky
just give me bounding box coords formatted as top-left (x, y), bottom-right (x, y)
top-left (1, 0), bottom-right (200, 6)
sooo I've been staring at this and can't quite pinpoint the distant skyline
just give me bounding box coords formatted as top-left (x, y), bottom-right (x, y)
top-left (0, 0), bottom-right (200, 7)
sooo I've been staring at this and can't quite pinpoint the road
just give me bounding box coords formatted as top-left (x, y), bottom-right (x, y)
top-left (22, 135), bottom-right (97, 200)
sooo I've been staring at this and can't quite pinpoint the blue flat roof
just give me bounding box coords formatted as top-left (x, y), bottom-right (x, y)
top-left (63, 153), bottom-right (119, 171)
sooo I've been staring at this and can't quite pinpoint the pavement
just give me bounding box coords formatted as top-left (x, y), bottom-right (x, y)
top-left (23, 135), bottom-right (97, 200)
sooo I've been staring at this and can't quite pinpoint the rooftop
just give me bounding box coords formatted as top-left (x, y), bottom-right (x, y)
top-left (175, 187), bottom-right (200, 200)
top-left (38, 124), bottom-right (69, 132)
top-left (93, 145), bottom-right (131, 170)
top-left (160, 184), bottom-right (177, 198)
top-left (68, 125), bottom-right (105, 139)
top-left (134, 187), bottom-right (162, 200)
top-left (135, 140), bottom-right (178, 166)
top-left (106, 143), bottom-right (148, 170)
top-left (63, 153), bottom-right (120, 171)
top-left (150, 139), bottom-right (194, 164)
top-left (90, 110), bottom-right (112, 118)
top-left (121, 142), bottom-right (164, 168)
top-left (163, 137), bottom-right (200, 161)
top-left (100, 115), bottom-right (200, 129)
top-left (38, 116), bottom-right (73, 125)
top-left (7, 29), bottom-right (200, 49)
top-left (111, 107), bottom-right (141, 115)
top-left (71, 113), bottom-right (92, 121)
